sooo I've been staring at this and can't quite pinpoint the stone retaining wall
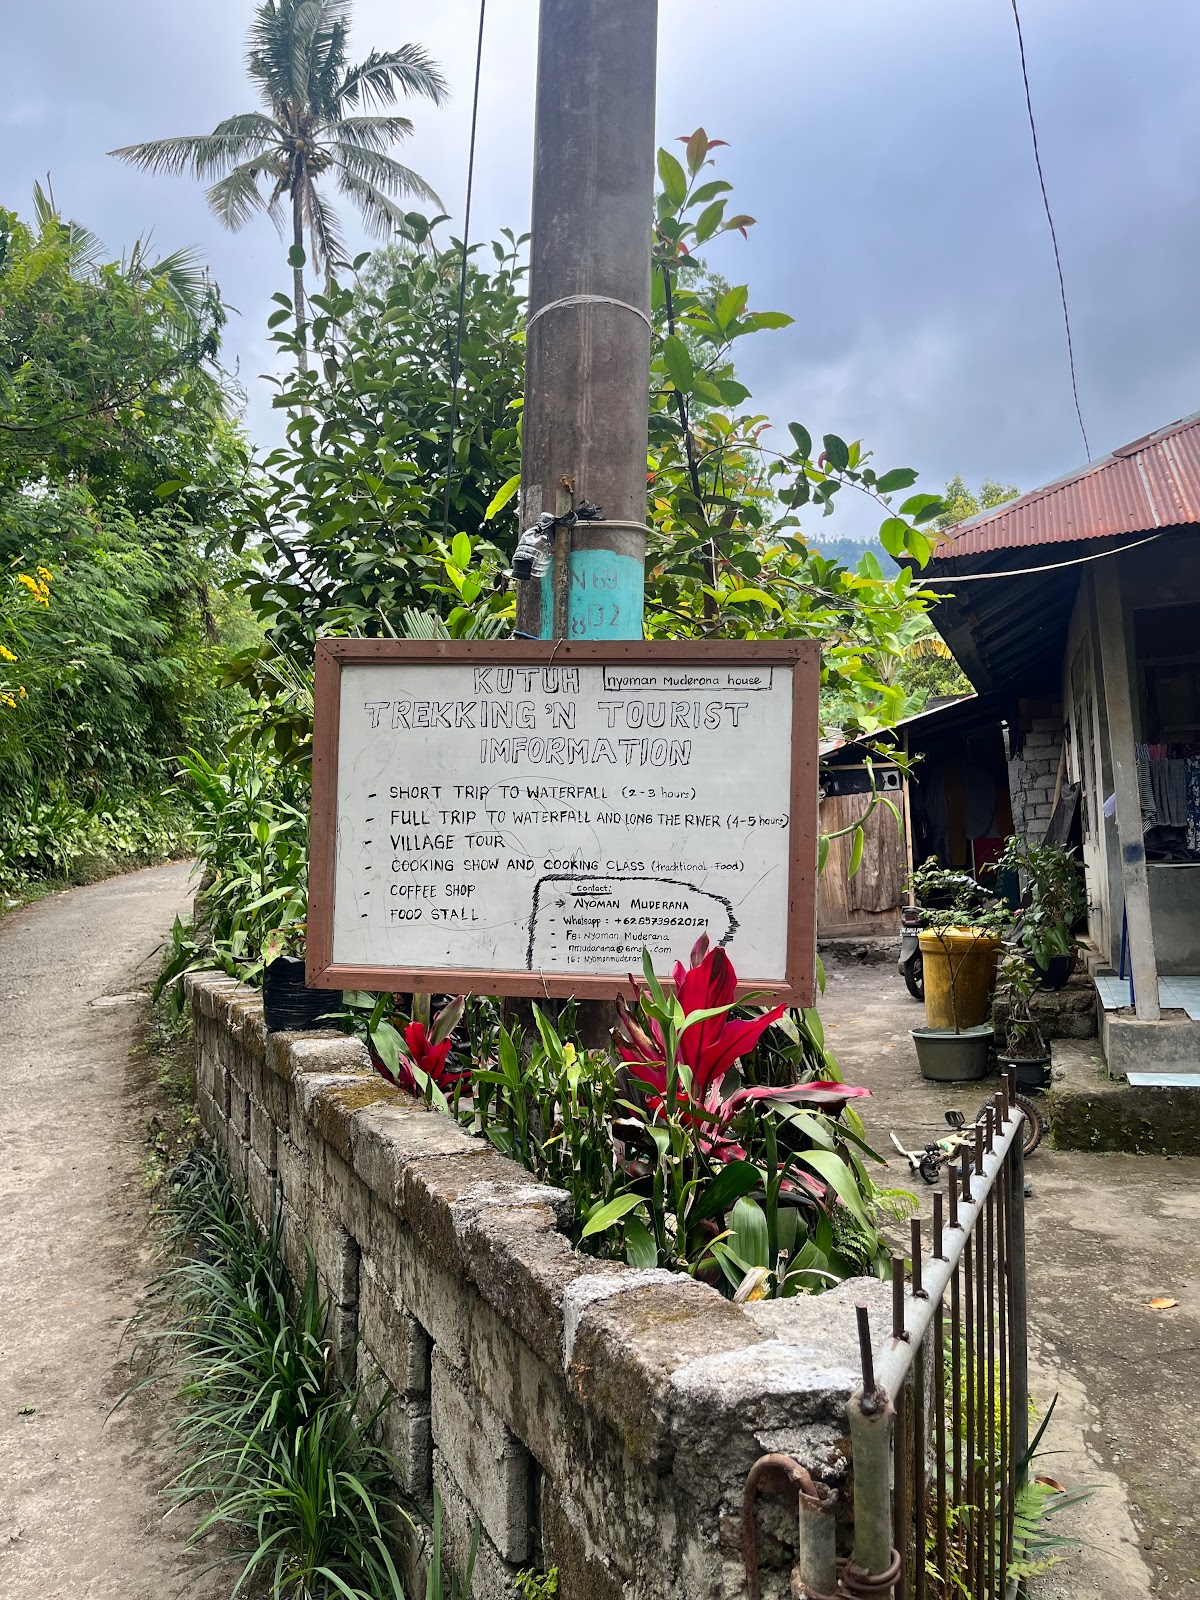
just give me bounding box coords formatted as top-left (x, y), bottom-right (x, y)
top-left (188, 971), bottom-right (885, 1600)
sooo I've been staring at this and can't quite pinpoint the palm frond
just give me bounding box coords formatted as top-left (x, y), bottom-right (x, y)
top-left (329, 114), bottom-right (414, 153)
top-left (333, 166), bottom-right (415, 243)
top-left (332, 141), bottom-right (440, 205)
top-left (206, 161), bottom-right (276, 232)
top-left (303, 181), bottom-right (346, 271)
top-left (211, 110), bottom-right (280, 143)
top-left (337, 45), bottom-right (448, 110)
top-left (123, 240), bottom-right (210, 323)
top-left (109, 126), bottom-right (274, 179)
top-left (247, 0), bottom-right (345, 112)
top-left (904, 635), bottom-right (954, 661)
top-left (31, 181), bottom-right (106, 272)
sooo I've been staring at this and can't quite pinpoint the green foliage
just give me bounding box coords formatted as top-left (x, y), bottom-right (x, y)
top-left (513, 1569), bottom-right (558, 1599)
top-left (128, 1145), bottom-right (452, 1599)
top-left (935, 474), bottom-right (1020, 532)
top-left (993, 947), bottom-right (1047, 1059)
top-left (993, 836), bottom-right (1085, 973)
top-left (0, 187), bottom-right (235, 504)
top-left (0, 784), bottom-right (185, 898)
top-left (0, 191), bottom-right (250, 893)
top-left (158, 747), bottom-right (310, 992)
top-left (642, 129), bottom-right (945, 734)
top-left (233, 233), bottom-right (526, 672)
top-left (228, 136), bottom-right (945, 743)
top-left (111, 0), bottom-right (447, 352)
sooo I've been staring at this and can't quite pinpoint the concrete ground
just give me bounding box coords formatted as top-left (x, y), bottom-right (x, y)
top-left (820, 946), bottom-right (1200, 1599)
top-left (0, 861), bottom-right (226, 1599)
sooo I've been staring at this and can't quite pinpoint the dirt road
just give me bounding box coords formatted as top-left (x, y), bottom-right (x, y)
top-left (820, 948), bottom-right (1200, 1600)
top-left (0, 862), bottom-right (225, 1599)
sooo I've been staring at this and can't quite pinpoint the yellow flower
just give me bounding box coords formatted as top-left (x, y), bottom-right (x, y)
top-left (35, 566), bottom-right (52, 583)
top-left (0, 644), bottom-right (15, 661)
top-left (17, 572), bottom-right (49, 605)
top-left (0, 693), bottom-right (15, 708)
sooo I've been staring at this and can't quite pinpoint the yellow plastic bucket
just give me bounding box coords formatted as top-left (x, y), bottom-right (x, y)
top-left (918, 928), bottom-right (1001, 1031)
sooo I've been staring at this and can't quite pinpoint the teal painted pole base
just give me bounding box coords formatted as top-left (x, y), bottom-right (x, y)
top-left (536, 548), bottom-right (644, 640)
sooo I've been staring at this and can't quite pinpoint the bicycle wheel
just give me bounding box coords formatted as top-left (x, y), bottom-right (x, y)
top-left (1015, 1092), bottom-right (1045, 1158)
top-left (975, 1092), bottom-right (1044, 1159)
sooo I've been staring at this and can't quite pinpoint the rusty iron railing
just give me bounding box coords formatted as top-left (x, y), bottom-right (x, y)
top-left (744, 1071), bottom-right (1029, 1599)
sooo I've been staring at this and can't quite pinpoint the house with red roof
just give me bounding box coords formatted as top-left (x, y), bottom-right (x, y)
top-left (922, 411), bottom-right (1200, 1080)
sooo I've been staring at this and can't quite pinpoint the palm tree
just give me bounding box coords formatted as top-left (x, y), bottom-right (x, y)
top-left (110, 0), bottom-right (446, 362)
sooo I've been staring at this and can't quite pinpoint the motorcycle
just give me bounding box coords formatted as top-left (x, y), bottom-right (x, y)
top-left (898, 904), bottom-right (926, 1001)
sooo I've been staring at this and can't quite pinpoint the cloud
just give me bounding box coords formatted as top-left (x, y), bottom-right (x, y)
top-left (6, 0), bottom-right (1200, 516)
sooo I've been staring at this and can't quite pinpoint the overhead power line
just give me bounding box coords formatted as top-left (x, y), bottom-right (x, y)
top-left (441, 0), bottom-right (488, 540)
top-left (1009, 0), bottom-right (1090, 461)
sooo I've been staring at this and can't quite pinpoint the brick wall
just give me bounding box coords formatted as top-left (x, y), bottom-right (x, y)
top-left (188, 971), bottom-right (888, 1600)
top-left (1007, 699), bottom-right (1064, 841)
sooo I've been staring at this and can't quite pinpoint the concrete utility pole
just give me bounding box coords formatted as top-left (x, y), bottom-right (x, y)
top-left (515, 0), bottom-right (659, 643)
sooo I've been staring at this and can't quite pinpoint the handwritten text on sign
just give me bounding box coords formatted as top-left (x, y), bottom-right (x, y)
top-left (318, 647), bottom-right (811, 993)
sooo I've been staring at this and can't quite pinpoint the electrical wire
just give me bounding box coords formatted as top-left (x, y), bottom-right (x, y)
top-left (1009, 0), bottom-right (1090, 460)
top-left (440, 0), bottom-right (488, 540)
top-left (920, 530), bottom-right (1163, 584)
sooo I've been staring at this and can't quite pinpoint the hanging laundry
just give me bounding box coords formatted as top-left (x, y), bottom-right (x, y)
top-left (1150, 758), bottom-right (1189, 828)
top-left (1187, 756), bottom-right (1200, 853)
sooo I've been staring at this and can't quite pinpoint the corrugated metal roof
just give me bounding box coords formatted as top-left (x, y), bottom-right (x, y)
top-left (932, 410), bottom-right (1200, 558)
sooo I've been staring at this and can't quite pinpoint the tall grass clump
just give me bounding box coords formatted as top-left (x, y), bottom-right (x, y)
top-left (129, 1146), bottom-right (429, 1599)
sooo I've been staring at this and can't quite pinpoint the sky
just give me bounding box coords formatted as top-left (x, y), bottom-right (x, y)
top-left (8, 0), bottom-right (1200, 538)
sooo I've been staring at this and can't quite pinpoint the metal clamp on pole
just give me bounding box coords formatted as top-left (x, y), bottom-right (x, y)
top-left (843, 1303), bottom-right (902, 1599)
top-left (741, 1454), bottom-right (838, 1600)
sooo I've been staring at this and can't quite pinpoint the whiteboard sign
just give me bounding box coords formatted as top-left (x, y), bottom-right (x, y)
top-left (308, 640), bottom-right (819, 1001)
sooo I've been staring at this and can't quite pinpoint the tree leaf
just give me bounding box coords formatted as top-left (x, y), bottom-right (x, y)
top-left (451, 531), bottom-right (472, 569)
top-left (822, 434), bottom-right (850, 472)
top-left (657, 149), bottom-right (688, 207)
top-left (662, 335), bottom-right (694, 394)
top-left (879, 517), bottom-right (909, 558)
top-left (684, 127), bottom-right (708, 175)
top-left (875, 467), bottom-right (919, 495)
top-left (484, 472), bottom-right (520, 521)
top-left (788, 422), bottom-right (812, 459)
top-left (694, 200), bottom-right (727, 243)
top-left (716, 285), bottom-right (748, 330)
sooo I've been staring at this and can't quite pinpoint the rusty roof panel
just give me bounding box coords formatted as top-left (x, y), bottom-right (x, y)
top-left (932, 411), bottom-right (1200, 559)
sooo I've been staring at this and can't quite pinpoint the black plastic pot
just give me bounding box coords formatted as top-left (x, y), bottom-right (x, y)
top-left (998, 1052), bottom-right (1052, 1091)
top-left (262, 955), bottom-right (338, 1033)
top-left (1035, 953), bottom-right (1073, 990)
top-left (911, 1023), bottom-right (994, 1082)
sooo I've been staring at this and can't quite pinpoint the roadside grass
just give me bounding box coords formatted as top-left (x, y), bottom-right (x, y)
top-left (133, 986), bottom-right (203, 1194)
top-left (123, 1146), bottom-right (425, 1598)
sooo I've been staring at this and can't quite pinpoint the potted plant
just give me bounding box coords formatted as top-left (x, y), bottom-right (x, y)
top-left (907, 859), bottom-right (1009, 1081)
top-left (993, 946), bottom-right (1052, 1089)
top-left (261, 918), bottom-right (338, 1033)
top-left (995, 837), bottom-right (1085, 989)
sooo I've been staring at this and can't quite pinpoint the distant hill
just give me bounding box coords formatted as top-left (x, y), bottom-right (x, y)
top-left (804, 535), bottom-right (900, 572)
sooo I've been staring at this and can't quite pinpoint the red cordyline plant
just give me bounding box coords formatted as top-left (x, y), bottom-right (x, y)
top-left (368, 996), bottom-right (469, 1106)
top-left (613, 933), bottom-right (867, 1161)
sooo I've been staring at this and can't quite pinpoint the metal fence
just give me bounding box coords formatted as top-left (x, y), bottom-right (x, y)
top-left (743, 1071), bottom-right (1029, 1600)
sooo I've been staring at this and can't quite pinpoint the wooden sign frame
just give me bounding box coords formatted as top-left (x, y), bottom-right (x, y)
top-left (307, 637), bottom-right (819, 1003)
